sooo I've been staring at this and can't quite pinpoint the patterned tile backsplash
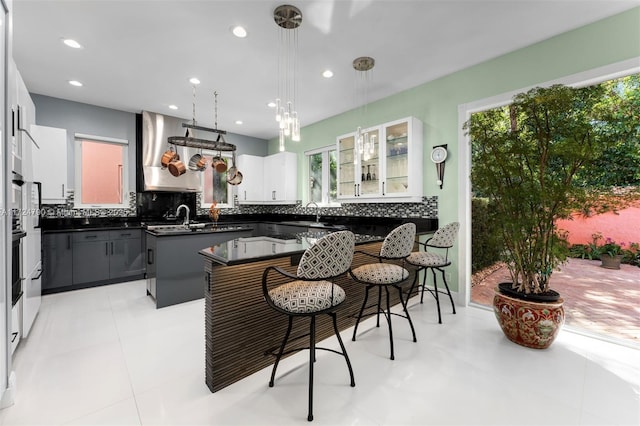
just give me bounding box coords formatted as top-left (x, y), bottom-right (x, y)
top-left (41, 192), bottom-right (437, 220)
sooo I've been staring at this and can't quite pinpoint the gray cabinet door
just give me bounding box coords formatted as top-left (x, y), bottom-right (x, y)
top-left (109, 230), bottom-right (143, 278)
top-left (72, 232), bottom-right (110, 284)
top-left (42, 233), bottom-right (73, 289)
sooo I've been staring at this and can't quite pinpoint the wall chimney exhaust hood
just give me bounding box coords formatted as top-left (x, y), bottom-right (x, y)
top-left (140, 111), bottom-right (203, 192)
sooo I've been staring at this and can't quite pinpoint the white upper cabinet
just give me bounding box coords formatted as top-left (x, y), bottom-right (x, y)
top-left (337, 116), bottom-right (423, 202)
top-left (237, 151), bottom-right (297, 204)
top-left (31, 125), bottom-right (68, 204)
top-left (236, 154), bottom-right (264, 203)
top-left (263, 151), bottom-right (297, 204)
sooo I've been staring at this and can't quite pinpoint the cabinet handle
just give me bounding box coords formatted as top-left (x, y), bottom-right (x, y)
top-left (354, 184), bottom-right (357, 197)
top-left (11, 332), bottom-right (18, 343)
top-left (357, 184), bottom-right (360, 196)
top-left (147, 249), bottom-right (154, 265)
top-left (244, 190), bottom-right (246, 200)
top-left (86, 235), bottom-right (98, 239)
top-left (62, 184), bottom-right (65, 197)
top-left (32, 269), bottom-right (43, 280)
top-left (120, 233), bottom-right (131, 237)
top-left (67, 235), bottom-right (71, 250)
top-left (11, 109), bottom-right (15, 137)
top-left (382, 182), bottom-right (385, 196)
top-left (272, 190), bottom-right (276, 200)
top-left (111, 241), bottom-right (114, 255)
top-left (105, 242), bottom-right (109, 256)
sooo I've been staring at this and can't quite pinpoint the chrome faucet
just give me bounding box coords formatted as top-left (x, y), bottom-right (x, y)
top-left (176, 204), bottom-right (191, 226)
top-left (305, 201), bottom-right (320, 223)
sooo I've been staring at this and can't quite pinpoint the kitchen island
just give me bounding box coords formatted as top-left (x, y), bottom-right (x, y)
top-left (145, 224), bottom-right (254, 308)
top-left (199, 230), bottom-right (416, 393)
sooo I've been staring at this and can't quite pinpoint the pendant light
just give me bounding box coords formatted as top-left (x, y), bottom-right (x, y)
top-left (274, 4), bottom-right (302, 151)
top-left (353, 56), bottom-right (375, 163)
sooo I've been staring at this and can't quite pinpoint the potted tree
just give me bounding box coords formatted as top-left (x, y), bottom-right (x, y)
top-left (467, 84), bottom-right (615, 349)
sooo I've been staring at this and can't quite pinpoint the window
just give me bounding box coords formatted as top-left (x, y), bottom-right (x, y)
top-left (74, 133), bottom-right (128, 208)
top-left (306, 146), bottom-right (338, 206)
top-left (200, 150), bottom-right (233, 208)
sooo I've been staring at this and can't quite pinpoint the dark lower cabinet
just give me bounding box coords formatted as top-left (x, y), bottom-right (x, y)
top-left (42, 232), bottom-right (74, 290)
top-left (43, 228), bottom-right (144, 292)
top-left (109, 230), bottom-right (144, 279)
top-left (72, 231), bottom-right (110, 284)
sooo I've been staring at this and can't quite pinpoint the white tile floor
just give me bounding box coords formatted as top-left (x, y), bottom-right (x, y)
top-left (1, 279), bottom-right (639, 425)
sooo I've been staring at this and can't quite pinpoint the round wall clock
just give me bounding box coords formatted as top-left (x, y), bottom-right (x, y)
top-left (431, 146), bottom-right (448, 163)
top-left (431, 145), bottom-right (447, 189)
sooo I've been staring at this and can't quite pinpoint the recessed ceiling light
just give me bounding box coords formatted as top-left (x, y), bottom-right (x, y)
top-left (235, 120), bottom-right (243, 125)
top-left (322, 70), bottom-right (334, 78)
top-left (267, 101), bottom-right (277, 108)
top-left (232, 26), bottom-right (247, 38)
top-left (169, 105), bottom-right (178, 110)
top-left (62, 38), bottom-right (82, 49)
top-left (189, 77), bottom-right (201, 85)
top-left (68, 80), bottom-right (83, 87)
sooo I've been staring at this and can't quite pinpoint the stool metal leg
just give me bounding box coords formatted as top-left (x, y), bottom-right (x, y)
top-left (352, 286), bottom-right (371, 341)
top-left (396, 285), bottom-right (417, 342)
top-left (376, 286), bottom-right (382, 327)
top-left (431, 268), bottom-right (443, 324)
top-left (270, 315), bottom-right (293, 387)
top-left (420, 269), bottom-right (428, 304)
top-left (384, 286), bottom-right (394, 360)
top-left (439, 267), bottom-right (457, 315)
top-left (331, 313), bottom-right (355, 387)
top-left (308, 316), bottom-right (315, 422)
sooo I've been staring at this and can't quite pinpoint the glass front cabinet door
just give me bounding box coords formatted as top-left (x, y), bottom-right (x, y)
top-left (337, 134), bottom-right (356, 198)
top-left (337, 117), bottom-right (423, 202)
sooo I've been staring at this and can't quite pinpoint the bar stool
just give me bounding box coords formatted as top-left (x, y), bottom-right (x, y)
top-left (406, 222), bottom-right (460, 324)
top-left (349, 223), bottom-right (417, 360)
top-left (262, 230), bottom-right (356, 422)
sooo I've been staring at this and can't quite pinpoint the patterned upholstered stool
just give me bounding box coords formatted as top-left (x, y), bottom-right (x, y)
top-left (349, 223), bottom-right (417, 360)
top-left (406, 222), bottom-right (460, 324)
top-left (262, 230), bottom-right (356, 422)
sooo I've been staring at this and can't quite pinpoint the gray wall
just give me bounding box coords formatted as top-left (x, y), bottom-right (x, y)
top-left (31, 94), bottom-right (268, 192)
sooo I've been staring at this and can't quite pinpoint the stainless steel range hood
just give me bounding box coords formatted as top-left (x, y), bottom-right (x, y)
top-left (141, 111), bottom-right (202, 192)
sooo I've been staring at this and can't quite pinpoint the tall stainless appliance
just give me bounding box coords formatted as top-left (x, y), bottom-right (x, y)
top-left (20, 120), bottom-right (41, 338)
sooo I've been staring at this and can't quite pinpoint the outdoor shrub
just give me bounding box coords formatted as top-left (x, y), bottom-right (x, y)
top-left (471, 198), bottom-right (502, 273)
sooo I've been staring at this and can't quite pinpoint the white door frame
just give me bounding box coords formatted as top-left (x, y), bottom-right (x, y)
top-left (456, 57), bottom-right (640, 308)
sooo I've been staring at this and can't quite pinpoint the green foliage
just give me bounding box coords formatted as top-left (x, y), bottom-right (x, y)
top-left (468, 84), bottom-right (619, 294)
top-left (471, 198), bottom-right (503, 273)
top-left (575, 74), bottom-right (640, 188)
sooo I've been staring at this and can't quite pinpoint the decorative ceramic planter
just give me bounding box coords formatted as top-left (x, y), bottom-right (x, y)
top-left (600, 254), bottom-right (624, 270)
top-left (493, 287), bottom-right (565, 349)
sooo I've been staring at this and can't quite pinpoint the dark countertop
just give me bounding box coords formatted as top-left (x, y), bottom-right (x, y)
top-left (199, 230), bottom-right (384, 266)
top-left (41, 214), bottom-right (437, 236)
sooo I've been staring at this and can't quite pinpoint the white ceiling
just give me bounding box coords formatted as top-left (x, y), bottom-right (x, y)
top-left (12, 0), bottom-right (640, 140)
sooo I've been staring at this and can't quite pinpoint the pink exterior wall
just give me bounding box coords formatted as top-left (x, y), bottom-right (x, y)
top-left (556, 203), bottom-right (640, 246)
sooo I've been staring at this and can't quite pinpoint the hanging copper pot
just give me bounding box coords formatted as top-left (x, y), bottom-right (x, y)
top-left (168, 158), bottom-right (186, 176)
top-left (161, 147), bottom-right (178, 168)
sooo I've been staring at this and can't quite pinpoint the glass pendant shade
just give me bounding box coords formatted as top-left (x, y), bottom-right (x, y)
top-left (274, 5), bottom-right (302, 150)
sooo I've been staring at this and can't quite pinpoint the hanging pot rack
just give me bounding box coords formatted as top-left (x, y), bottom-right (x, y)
top-left (167, 89), bottom-right (236, 152)
top-left (168, 127), bottom-right (236, 151)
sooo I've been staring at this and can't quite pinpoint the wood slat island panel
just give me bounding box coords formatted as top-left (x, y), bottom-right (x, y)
top-left (202, 241), bottom-right (416, 393)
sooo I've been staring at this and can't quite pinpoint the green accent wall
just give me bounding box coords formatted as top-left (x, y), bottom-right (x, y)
top-left (268, 7), bottom-right (640, 292)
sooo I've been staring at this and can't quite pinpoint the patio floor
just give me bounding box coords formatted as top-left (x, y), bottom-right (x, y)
top-left (471, 258), bottom-right (640, 345)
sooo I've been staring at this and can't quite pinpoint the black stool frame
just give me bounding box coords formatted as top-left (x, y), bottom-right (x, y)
top-left (349, 252), bottom-right (417, 361)
top-left (262, 266), bottom-right (355, 422)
